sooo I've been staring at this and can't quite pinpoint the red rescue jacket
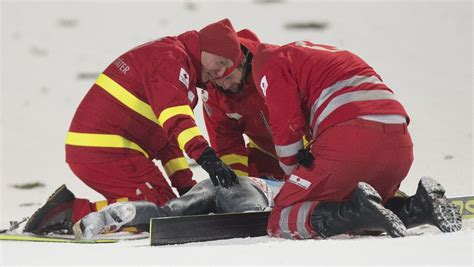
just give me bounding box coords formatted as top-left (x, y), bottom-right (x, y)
top-left (202, 75), bottom-right (284, 178)
top-left (252, 41), bottom-right (410, 175)
top-left (66, 31), bottom-right (208, 190)
top-left (202, 29), bottom-right (285, 179)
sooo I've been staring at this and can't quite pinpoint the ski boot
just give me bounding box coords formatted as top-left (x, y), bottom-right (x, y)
top-left (311, 182), bottom-right (407, 238)
top-left (385, 176), bottom-right (462, 232)
top-left (73, 201), bottom-right (167, 239)
top-left (23, 184), bottom-right (75, 234)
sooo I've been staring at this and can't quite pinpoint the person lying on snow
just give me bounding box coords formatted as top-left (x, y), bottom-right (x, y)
top-left (73, 176), bottom-right (280, 239)
top-left (70, 176), bottom-right (459, 239)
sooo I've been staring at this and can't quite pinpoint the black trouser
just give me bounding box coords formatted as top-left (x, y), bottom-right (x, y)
top-left (126, 177), bottom-right (269, 227)
top-left (164, 177), bottom-right (269, 215)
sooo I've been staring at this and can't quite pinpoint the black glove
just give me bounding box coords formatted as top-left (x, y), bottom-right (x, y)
top-left (197, 147), bottom-right (239, 188)
top-left (296, 148), bottom-right (314, 168)
top-left (177, 186), bottom-right (193, 196)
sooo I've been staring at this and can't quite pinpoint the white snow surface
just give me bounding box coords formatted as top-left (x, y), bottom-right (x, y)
top-left (1, 0), bottom-right (473, 266)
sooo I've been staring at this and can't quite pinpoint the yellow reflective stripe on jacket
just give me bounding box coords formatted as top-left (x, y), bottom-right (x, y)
top-left (247, 139), bottom-right (277, 159)
top-left (163, 157), bottom-right (190, 177)
top-left (234, 169), bottom-right (248, 177)
top-left (220, 154), bottom-right (249, 167)
top-left (158, 105), bottom-right (195, 127)
top-left (95, 74), bottom-right (159, 124)
top-left (177, 126), bottom-right (202, 151)
top-left (65, 132), bottom-right (149, 158)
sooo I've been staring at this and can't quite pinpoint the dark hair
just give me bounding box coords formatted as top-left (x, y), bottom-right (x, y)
top-left (240, 45), bottom-right (253, 81)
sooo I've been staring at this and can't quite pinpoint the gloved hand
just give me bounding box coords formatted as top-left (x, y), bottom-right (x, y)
top-left (296, 148), bottom-right (314, 168)
top-left (197, 147), bottom-right (239, 188)
top-left (177, 186), bottom-right (193, 196)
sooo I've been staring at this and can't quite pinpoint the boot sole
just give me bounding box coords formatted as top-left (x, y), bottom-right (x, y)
top-left (73, 213), bottom-right (107, 240)
top-left (24, 185), bottom-right (74, 234)
top-left (418, 177), bottom-right (462, 232)
top-left (356, 183), bottom-right (407, 237)
top-left (72, 221), bottom-right (85, 239)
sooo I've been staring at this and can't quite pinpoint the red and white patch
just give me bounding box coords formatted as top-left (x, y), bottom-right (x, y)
top-left (260, 75), bottom-right (268, 97)
top-left (179, 67), bottom-right (190, 89)
top-left (288, 174), bottom-right (311, 189)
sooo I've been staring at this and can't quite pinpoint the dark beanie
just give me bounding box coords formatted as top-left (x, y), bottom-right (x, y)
top-left (199, 18), bottom-right (242, 68)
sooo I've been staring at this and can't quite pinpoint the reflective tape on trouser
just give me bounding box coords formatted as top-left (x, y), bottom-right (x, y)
top-left (163, 157), bottom-right (190, 177)
top-left (65, 132), bottom-right (149, 158)
top-left (158, 105), bottom-right (195, 127)
top-left (309, 75), bottom-right (383, 125)
top-left (279, 202), bottom-right (315, 239)
top-left (279, 206), bottom-right (293, 239)
top-left (296, 202), bottom-right (315, 239)
top-left (95, 74), bottom-right (159, 124)
top-left (313, 90), bottom-right (398, 134)
top-left (177, 126), bottom-right (203, 151)
top-left (275, 140), bottom-right (303, 158)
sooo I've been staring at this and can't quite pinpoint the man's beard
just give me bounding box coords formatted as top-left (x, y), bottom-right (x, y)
top-left (215, 81), bottom-right (244, 95)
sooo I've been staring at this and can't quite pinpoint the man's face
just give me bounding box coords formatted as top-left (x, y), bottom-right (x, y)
top-left (201, 51), bottom-right (234, 82)
top-left (211, 59), bottom-right (245, 93)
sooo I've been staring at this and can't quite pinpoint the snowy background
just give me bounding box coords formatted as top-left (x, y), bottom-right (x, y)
top-left (1, 0), bottom-right (472, 266)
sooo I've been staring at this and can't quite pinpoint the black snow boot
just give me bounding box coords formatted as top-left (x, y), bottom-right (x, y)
top-left (311, 182), bottom-right (407, 238)
top-left (385, 176), bottom-right (462, 232)
top-left (23, 184), bottom-right (75, 234)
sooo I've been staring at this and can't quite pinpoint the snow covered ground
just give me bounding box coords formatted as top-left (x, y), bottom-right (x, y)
top-left (1, 0), bottom-right (472, 266)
